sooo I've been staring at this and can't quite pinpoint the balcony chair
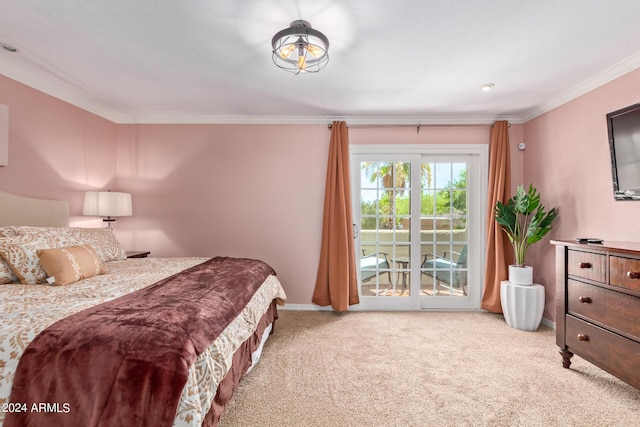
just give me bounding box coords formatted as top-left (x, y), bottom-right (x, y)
top-left (360, 250), bottom-right (391, 283)
top-left (421, 245), bottom-right (468, 295)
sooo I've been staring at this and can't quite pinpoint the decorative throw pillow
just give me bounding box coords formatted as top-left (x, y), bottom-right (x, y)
top-left (37, 245), bottom-right (103, 286)
top-left (0, 233), bottom-right (84, 284)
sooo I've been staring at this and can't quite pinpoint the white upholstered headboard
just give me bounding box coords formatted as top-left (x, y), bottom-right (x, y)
top-left (0, 191), bottom-right (70, 227)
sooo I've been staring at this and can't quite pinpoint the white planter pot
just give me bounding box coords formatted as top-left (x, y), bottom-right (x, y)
top-left (508, 265), bottom-right (533, 285)
top-left (500, 281), bottom-right (545, 331)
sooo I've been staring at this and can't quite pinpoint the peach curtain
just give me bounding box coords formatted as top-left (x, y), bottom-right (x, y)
top-left (481, 120), bottom-right (513, 313)
top-left (312, 121), bottom-right (359, 311)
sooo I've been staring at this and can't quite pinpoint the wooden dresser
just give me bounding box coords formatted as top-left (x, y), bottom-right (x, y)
top-left (552, 240), bottom-right (640, 389)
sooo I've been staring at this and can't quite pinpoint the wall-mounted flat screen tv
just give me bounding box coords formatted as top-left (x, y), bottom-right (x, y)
top-left (607, 103), bottom-right (640, 200)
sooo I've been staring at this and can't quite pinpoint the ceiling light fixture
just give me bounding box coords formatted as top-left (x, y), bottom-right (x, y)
top-left (272, 20), bottom-right (329, 75)
top-left (480, 83), bottom-right (495, 92)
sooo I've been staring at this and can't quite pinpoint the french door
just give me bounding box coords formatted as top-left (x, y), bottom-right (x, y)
top-left (351, 145), bottom-right (487, 310)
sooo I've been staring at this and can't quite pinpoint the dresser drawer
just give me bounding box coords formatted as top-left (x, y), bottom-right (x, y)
top-left (567, 279), bottom-right (640, 340)
top-left (566, 316), bottom-right (640, 389)
top-left (610, 256), bottom-right (640, 291)
top-left (567, 250), bottom-right (605, 283)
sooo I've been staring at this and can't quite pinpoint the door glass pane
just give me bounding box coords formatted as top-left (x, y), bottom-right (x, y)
top-left (354, 149), bottom-right (481, 311)
top-left (420, 162), bottom-right (468, 297)
top-left (393, 245), bottom-right (410, 296)
top-left (359, 161), bottom-right (411, 297)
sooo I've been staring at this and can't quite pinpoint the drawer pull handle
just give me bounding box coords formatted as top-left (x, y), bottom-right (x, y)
top-left (579, 262), bottom-right (592, 269)
top-left (578, 296), bottom-right (592, 303)
top-left (577, 334), bottom-right (589, 342)
top-left (627, 271), bottom-right (640, 279)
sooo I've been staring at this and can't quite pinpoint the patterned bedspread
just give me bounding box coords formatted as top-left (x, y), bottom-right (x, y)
top-left (0, 257), bottom-right (286, 426)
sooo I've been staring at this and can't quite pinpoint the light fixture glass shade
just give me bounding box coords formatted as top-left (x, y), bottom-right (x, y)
top-left (272, 20), bottom-right (329, 74)
top-left (83, 191), bottom-right (132, 219)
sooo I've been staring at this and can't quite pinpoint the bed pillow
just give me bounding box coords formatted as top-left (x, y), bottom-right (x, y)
top-left (0, 226), bottom-right (17, 237)
top-left (1, 234), bottom-right (18, 283)
top-left (0, 233), bottom-right (84, 284)
top-left (12, 226), bottom-right (127, 262)
top-left (1, 229), bottom-right (19, 283)
top-left (37, 245), bottom-right (103, 286)
top-left (0, 258), bottom-right (19, 284)
top-left (66, 227), bottom-right (127, 262)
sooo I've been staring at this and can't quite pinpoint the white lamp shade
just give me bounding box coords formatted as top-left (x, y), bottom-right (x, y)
top-left (83, 191), bottom-right (132, 217)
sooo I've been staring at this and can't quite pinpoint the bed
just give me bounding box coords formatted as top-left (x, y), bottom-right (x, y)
top-left (0, 191), bottom-right (287, 426)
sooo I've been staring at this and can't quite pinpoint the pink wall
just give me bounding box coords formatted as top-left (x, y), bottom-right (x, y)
top-left (4, 61), bottom-right (639, 314)
top-left (0, 72), bottom-right (544, 310)
top-left (0, 75), bottom-right (117, 215)
top-left (113, 124), bottom-right (329, 304)
top-left (1, 72), bottom-right (526, 306)
top-left (350, 125), bottom-right (492, 145)
top-left (111, 123), bottom-right (523, 304)
top-left (523, 68), bottom-right (640, 321)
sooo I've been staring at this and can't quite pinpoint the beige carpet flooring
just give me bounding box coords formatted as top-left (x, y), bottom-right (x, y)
top-left (219, 311), bottom-right (640, 427)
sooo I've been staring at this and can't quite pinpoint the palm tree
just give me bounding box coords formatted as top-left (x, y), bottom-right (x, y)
top-left (361, 162), bottom-right (432, 229)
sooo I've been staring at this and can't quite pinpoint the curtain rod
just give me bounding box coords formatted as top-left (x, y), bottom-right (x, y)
top-left (327, 122), bottom-right (510, 134)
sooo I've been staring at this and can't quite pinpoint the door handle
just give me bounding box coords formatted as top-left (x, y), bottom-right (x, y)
top-left (353, 223), bottom-right (359, 239)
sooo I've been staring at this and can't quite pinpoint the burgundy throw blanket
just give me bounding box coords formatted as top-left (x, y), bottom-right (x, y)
top-left (5, 257), bottom-right (275, 427)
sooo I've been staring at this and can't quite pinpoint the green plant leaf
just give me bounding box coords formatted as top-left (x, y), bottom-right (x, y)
top-left (494, 184), bottom-right (558, 266)
top-left (495, 201), bottom-right (516, 235)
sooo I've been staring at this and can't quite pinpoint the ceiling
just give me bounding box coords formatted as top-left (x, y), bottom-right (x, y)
top-left (1, 0), bottom-right (640, 125)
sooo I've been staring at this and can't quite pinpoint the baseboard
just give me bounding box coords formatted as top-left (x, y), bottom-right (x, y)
top-left (280, 304), bottom-right (473, 312)
top-left (281, 305), bottom-right (558, 330)
top-left (541, 316), bottom-right (556, 330)
top-left (279, 303), bottom-right (332, 311)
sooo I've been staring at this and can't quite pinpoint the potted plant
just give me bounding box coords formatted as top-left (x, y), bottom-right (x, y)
top-left (494, 184), bottom-right (558, 285)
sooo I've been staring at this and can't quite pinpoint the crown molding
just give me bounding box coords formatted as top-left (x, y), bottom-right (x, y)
top-left (3, 50), bottom-right (640, 126)
top-left (0, 60), bottom-right (522, 125)
top-left (520, 51), bottom-right (640, 123)
top-left (110, 114), bottom-right (522, 125)
top-left (0, 62), bottom-right (122, 122)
